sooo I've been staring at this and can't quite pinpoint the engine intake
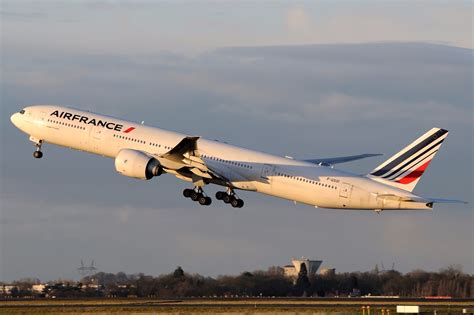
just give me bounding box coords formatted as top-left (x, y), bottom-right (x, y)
top-left (115, 149), bottom-right (162, 180)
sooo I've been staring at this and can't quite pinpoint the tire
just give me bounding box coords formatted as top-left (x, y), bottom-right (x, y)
top-left (191, 192), bottom-right (201, 201)
top-left (183, 189), bottom-right (193, 198)
top-left (33, 151), bottom-right (43, 159)
top-left (223, 195), bottom-right (232, 204)
top-left (199, 196), bottom-right (208, 205)
top-left (237, 199), bottom-right (244, 208)
top-left (231, 198), bottom-right (239, 208)
top-left (215, 191), bottom-right (225, 200)
top-left (204, 197), bottom-right (212, 206)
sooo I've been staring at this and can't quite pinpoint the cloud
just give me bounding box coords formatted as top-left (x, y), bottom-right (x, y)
top-left (2, 193), bottom-right (472, 282)
top-left (2, 2), bottom-right (471, 57)
top-left (284, 7), bottom-right (312, 34)
top-left (2, 42), bottom-right (472, 282)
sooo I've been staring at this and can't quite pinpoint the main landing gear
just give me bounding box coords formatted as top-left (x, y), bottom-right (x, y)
top-left (183, 187), bottom-right (245, 208)
top-left (215, 189), bottom-right (244, 208)
top-left (183, 187), bottom-right (212, 206)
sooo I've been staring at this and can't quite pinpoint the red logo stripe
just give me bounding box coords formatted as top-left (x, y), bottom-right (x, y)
top-left (396, 160), bottom-right (432, 184)
top-left (123, 127), bottom-right (135, 133)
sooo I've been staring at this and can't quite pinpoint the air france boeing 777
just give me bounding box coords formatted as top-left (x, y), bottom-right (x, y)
top-left (10, 105), bottom-right (464, 212)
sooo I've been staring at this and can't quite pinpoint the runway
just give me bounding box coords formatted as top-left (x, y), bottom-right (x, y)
top-left (1, 297), bottom-right (473, 314)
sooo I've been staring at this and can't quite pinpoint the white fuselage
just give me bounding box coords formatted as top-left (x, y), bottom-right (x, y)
top-left (10, 105), bottom-right (431, 210)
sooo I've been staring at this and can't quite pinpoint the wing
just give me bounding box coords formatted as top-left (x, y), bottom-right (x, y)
top-left (154, 136), bottom-right (252, 189)
top-left (304, 153), bottom-right (383, 166)
top-left (155, 136), bottom-right (217, 180)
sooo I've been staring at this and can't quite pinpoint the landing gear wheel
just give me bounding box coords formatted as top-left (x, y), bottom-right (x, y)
top-left (183, 189), bottom-right (193, 198)
top-left (198, 196), bottom-right (209, 206)
top-left (231, 198), bottom-right (240, 208)
top-left (33, 151), bottom-right (43, 159)
top-left (204, 197), bottom-right (212, 206)
top-left (236, 199), bottom-right (244, 208)
top-left (223, 194), bottom-right (232, 204)
top-left (191, 192), bottom-right (201, 201)
top-left (215, 191), bottom-right (225, 200)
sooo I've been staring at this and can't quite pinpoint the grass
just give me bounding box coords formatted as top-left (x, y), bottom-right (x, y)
top-left (0, 298), bottom-right (472, 314)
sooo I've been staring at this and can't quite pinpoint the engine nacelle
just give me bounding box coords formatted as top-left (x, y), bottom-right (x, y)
top-left (115, 149), bottom-right (162, 180)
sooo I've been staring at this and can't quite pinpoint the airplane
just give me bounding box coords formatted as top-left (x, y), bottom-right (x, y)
top-left (10, 105), bottom-right (465, 212)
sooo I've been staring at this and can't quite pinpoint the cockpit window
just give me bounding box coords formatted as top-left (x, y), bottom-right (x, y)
top-left (19, 109), bottom-right (25, 114)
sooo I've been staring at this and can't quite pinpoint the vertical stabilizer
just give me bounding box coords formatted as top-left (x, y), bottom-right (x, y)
top-left (368, 128), bottom-right (448, 192)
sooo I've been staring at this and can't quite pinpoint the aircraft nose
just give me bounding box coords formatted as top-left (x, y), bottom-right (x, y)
top-left (10, 112), bottom-right (20, 127)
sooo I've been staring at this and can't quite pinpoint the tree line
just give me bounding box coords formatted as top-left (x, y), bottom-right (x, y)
top-left (2, 265), bottom-right (473, 299)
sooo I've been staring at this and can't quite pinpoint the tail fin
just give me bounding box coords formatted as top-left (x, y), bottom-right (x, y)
top-left (368, 128), bottom-right (448, 192)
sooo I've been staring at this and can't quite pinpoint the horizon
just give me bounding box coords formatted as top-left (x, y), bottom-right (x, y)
top-left (3, 263), bottom-right (471, 284)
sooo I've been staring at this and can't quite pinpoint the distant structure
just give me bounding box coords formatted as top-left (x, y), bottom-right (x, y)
top-left (319, 267), bottom-right (336, 277)
top-left (283, 257), bottom-right (322, 278)
top-left (77, 259), bottom-right (97, 278)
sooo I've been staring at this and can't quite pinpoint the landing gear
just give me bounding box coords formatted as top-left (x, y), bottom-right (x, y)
top-left (183, 188), bottom-right (193, 198)
top-left (31, 138), bottom-right (44, 159)
top-left (184, 187), bottom-right (244, 208)
top-left (215, 189), bottom-right (244, 208)
top-left (183, 187), bottom-right (212, 206)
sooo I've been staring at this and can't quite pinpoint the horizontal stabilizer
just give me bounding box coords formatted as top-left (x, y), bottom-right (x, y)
top-left (426, 198), bottom-right (467, 204)
top-left (374, 194), bottom-right (422, 202)
top-left (373, 194), bottom-right (467, 210)
top-left (305, 153), bottom-right (383, 166)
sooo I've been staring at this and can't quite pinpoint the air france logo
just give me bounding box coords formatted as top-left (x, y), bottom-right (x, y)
top-left (50, 110), bottom-right (135, 133)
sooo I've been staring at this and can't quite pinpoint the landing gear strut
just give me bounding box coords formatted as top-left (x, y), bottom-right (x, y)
top-left (183, 187), bottom-right (212, 206)
top-left (215, 189), bottom-right (244, 208)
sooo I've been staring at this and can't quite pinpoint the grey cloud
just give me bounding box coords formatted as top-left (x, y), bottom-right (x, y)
top-left (1, 42), bottom-right (472, 281)
top-left (2, 195), bottom-right (472, 281)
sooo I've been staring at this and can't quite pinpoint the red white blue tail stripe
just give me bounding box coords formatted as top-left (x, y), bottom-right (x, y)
top-left (369, 128), bottom-right (448, 192)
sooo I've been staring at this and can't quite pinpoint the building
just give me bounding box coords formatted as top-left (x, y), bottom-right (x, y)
top-left (0, 285), bottom-right (15, 295)
top-left (283, 257), bottom-right (322, 278)
top-left (319, 267), bottom-right (336, 277)
top-left (32, 284), bottom-right (46, 293)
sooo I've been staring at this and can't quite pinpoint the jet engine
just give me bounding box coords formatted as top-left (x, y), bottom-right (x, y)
top-left (115, 149), bottom-right (163, 180)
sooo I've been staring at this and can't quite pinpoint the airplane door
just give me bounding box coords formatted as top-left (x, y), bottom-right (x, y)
top-left (339, 183), bottom-right (352, 198)
top-left (261, 164), bottom-right (274, 180)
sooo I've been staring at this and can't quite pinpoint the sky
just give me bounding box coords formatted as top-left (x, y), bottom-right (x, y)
top-left (0, 1), bottom-right (472, 282)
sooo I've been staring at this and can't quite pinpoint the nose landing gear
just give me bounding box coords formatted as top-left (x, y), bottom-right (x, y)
top-left (215, 189), bottom-right (244, 208)
top-left (30, 137), bottom-right (44, 159)
top-left (183, 187), bottom-right (212, 206)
